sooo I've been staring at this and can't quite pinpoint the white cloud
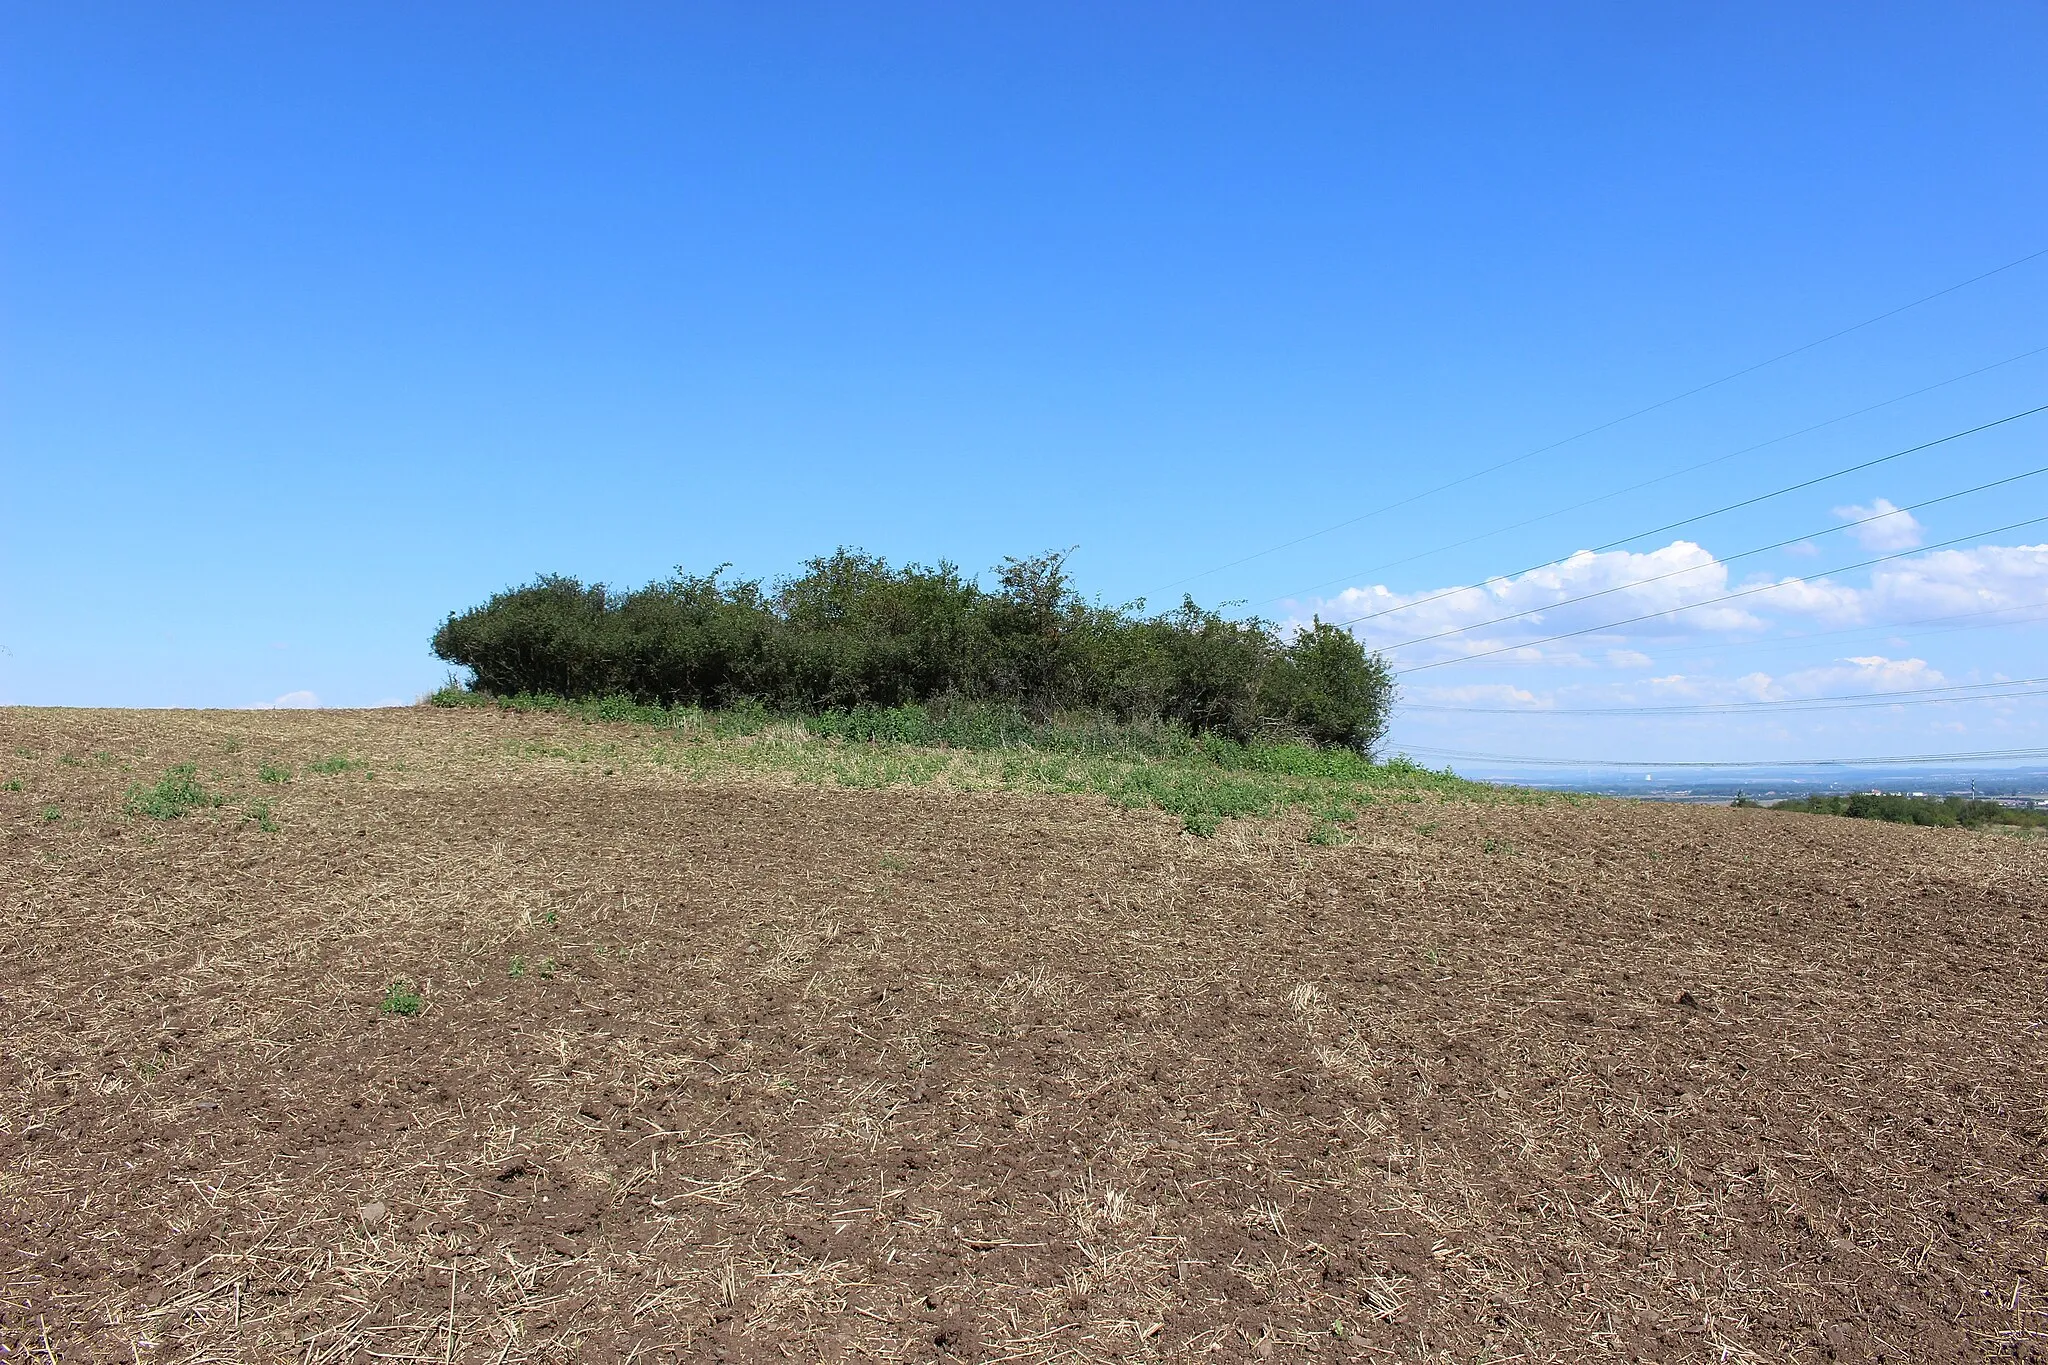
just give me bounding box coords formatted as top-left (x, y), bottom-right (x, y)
top-left (1833, 497), bottom-right (1923, 551)
top-left (1298, 540), bottom-right (1763, 664)
top-left (1627, 672), bottom-right (1776, 702)
top-left (1415, 683), bottom-right (1545, 707)
top-left (252, 690), bottom-right (319, 710)
top-left (1864, 542), bottom-right (2048, 616)
top-left (1777, 655), bottom-right (1945, 696)
top-left (1298, 538), bottom-right (2048, 688)
top-left (1738, 572), bottom-right (1867, 624)
top-left (1752, 542), bottom-right (2048, 625)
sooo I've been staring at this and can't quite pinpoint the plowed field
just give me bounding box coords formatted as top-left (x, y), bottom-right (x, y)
top-left (3, 707), bottom-right (2045, 1362)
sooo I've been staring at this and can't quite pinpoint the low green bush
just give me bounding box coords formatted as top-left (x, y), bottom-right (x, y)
top-left (431, 548), bottom-right (1395, 751)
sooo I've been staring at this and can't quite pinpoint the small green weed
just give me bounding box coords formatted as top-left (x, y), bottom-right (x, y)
top-left (257, 762), bottom-right (291, 784)
top-left (308, 756), bottom-right (358, 775)
top-left (1182, 811), bottom-right (1222, 837)
top-left (508, 955), bottom-right (528, 977)
top-left (245, 799), bottom-right (278, 833)
top-left (126, 764), bottom-right (222, 820)
top-left (1482, 836), bottom-right (1513, 855)
top-left (1417, 821), bottom-right (1440, 836)
top-left (59, 754), bottom-right (83, 767)
top-left (4, 779), bottom-right (22, 792)
top-left (543, 909), bottom-right (559, 927)
top-left (40, 805), bottom-right (61, 822)
top-left (1307, 820), bottom-right (1351, 846)
top-left (380, 981), bottom-right (424, 1016)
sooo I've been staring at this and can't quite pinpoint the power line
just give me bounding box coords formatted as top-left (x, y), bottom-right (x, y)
top-left (1392, 513), bottom-right (2048, 674)
top-left (1470, 599), bottom-right (2048, 669)
top-left (1417, 688), bottom-right (2048, 717)
top-left (1147, 244), bottom-right (2048, 596)
top-left (1363, 463), bottom-right (2048, 652)
top-left (1394, 743), bottom-right (2048, 770)
top-left (1263, 343), bottom-right (2048, 608)
top-left (1328, 402), bottom-right (2048, 632)
top-left (1406, 674), bottom-right (2048, 716)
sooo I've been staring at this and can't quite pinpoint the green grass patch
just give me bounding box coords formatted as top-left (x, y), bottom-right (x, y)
top-left (448, 690), bottom-right (1508, 832)
top-left (40, 804), bottom-right (61, 822)
top-left (125, 764), bottom-right (223, 820)
top-left (307, 755), bottom-right (360, 775)
top-left (257, 761), bottom-right (292, 784)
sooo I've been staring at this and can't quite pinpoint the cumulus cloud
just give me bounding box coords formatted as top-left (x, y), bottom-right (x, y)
top-left (1778, 655), bottom-right (1945, 696)
top-left (1752, 542), bottom-right (2048, 626)
top-left (1738, 572), bottom-right (1868, 624)
top-left (1297, 541), bottom-right (1763, 664)
top-left (1299, 538), bottom-right (2048, 686)
top-left (1864, 542), bottom-right (2048, 616)
top-left (251, 690), bottom-right (319, 710)
top-left (1833, 498), bottom-right (1923, 551)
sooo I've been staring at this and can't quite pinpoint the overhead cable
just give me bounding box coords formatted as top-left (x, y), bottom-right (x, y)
top-left (1147, 245), bottom-right (2048, 596)
top-left (1362, 462), bottom-right (2048, 650)
top-left (1265, 342), bottom-right (2048, 608)
top-left (1391, 513), bottom-right (2048, 674)
top-left (1392, 743), bottom-right (2048, 769)
top-left (1406, 674), bottom-right (2048, 716)
top-left (1329, 403), bottom-right (2048, 632)
top-left (1469, 599), bottom-right (2048, 669)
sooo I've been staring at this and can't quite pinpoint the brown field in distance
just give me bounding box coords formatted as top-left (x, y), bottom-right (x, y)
top-left (3, 706), bottom-right (2044, 1362)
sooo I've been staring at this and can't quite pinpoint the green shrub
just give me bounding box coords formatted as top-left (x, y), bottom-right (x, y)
top-left (1259, 618), bottom-right (1396, 750)
top-left (431, 548), bottom-right (1395, 751)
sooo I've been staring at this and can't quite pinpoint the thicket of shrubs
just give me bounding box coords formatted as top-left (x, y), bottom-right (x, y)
top-left (1766, 791), bottom-right (2048, 829)
top-left (431, 549), bottom-right (1395, 751)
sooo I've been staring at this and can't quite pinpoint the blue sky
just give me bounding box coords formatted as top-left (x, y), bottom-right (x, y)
top-left (4, 3), bottom-right (2046, 766)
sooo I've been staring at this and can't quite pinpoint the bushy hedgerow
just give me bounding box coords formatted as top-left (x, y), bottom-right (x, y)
top-left (1769, 791), bottom-right (2048, 829)
top-left (432, 549), bottom-right (1395, 751)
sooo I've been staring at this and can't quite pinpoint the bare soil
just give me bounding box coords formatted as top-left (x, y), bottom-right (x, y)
top-left (3, 707), bottom-right (2045, 1362)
